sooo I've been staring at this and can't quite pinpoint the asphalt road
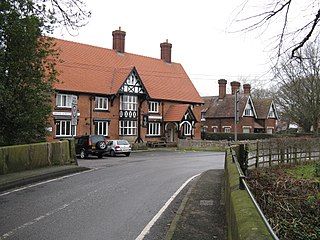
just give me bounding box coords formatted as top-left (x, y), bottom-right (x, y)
top-left (0, 150), bottom-right (224, 240)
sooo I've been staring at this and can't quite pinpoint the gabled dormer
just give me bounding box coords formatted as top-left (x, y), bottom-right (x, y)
top-left (242, 96), bottom-right (257, 118)
top-left (268, 101), bottom-right (279, 119)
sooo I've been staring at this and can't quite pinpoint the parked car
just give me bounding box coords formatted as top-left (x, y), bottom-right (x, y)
top-left (106, 140), bottom-right (131, 157)
top-left (75, 135), bottom-right (108, 159)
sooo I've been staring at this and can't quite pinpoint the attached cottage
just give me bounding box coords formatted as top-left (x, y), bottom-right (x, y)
top-left (49, 28), bottom-right (204, 144)
top-left (202, 79), bottom-right (278, 134)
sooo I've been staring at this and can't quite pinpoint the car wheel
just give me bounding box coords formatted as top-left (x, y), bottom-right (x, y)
top-left (80, 149), bottom-right (87, 159)
top-left (96, 141), bottom-right (106, 150)
top-left (110, 150), bottom-right (115, 157)
top-left (125, 153), bottom-right (130, 157)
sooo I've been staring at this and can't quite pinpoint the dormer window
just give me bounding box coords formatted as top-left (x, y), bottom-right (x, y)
top-left (149, 101), bottom-right (159, 113)
top-left (244, 104), bottom-right (254, 116)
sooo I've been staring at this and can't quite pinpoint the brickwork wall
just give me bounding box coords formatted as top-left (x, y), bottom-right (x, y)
top-left (49, 94), bottom-right (202, 142)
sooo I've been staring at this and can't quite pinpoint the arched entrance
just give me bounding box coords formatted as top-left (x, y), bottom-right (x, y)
top-left (165, 122), bottom-right (178, 143)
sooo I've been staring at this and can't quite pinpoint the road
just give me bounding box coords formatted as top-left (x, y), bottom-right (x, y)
top-left (0, 150), bottom-right (224, 240)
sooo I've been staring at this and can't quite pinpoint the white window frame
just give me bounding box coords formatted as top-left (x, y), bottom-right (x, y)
top-left (56, 94), bottom-right (76, 108)
top-left (55, 120), bottom-right (76, 137)
top-left (223, 126), bottom-right (231, 133)
top-left (149, 101), bottom-right (159, 113)
top-left (120, 95), bottom-right (137, 111)
top-left (181, 122), bottom-right (192, 136)
top-left (267, 127), bottom-right (273, 134)
top-left (242, 126), bottom-right (251, 133)
top-left (95, 97), bottom-right (108, 110)
top-left (268, 110), bottom-right (275, 118)
top-left (119, 120), bottom-right (137, 136)
top-left (244, 109), bottom-right (253, 116)
top-left (147, 122), bottom-right (161, 136)
top-left (95, 121), bottom-right (108, 136)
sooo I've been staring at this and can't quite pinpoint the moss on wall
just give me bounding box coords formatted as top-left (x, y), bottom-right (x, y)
top-left (0, 140), bottom-right (76, 175)
top-left (225, 149), bottom-right (273, 240)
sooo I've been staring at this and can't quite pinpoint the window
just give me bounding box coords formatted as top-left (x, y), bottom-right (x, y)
top-left (268, 110), bottom-right (275, 118)
top-left (120, 95), bottom-right (137, 111)
top-left (201, 112), bottom-right (206, 121)
top-left (119, 120), bottom-right (137, 135)
top-left (243, 127), bottom-right (251, 133)
top-left (149, 101), bottom-right (159, 113)
top-left (147, 122), bottom-right (161, 136)
top-left (244, 102), bottom-right (254, 116)
top-left (56, 94), bottom-right (76, 108)
top-left (224, 127), bottom-right (231, 133)
top-left (95, 121), bottom-right (108, 136)
top-left (267, 128), bottom-right (273, 134)
top-left (55, 120), bottom-right (76, 137)
top-left (182, 122), bottom-right (192, 136)
top-left (95, 97), bottom-right (108, 110)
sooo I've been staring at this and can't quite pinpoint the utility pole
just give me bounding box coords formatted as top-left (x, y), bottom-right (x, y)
top-left (234, 90), bottom-right (240, 142)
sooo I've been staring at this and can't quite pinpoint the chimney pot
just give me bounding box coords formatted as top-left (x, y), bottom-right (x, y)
top-left (160, 40), bottom-right (172, 63)
top-left (112, 27), bottom-right (126, 53)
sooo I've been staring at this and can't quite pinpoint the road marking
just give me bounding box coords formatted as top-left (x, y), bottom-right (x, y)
top-left (135, 173), bottom-right (200, 240)
top-left (0, 198), bottom-right (81, 240)
top-left (0, 168), bottom-right (95, 197)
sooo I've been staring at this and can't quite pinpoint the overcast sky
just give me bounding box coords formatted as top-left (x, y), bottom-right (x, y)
top-left (53, 0), bottom-right (274, 96)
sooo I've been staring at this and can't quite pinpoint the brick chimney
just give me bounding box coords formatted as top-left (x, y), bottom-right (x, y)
top-left (160, 39), bottom-right (172, 63)
top-left (112, 27), bottom-right (126, 53)
top-left (243, 84), bottom-right (251, 95)
top-left (218, 79), bottom-right (227, 99)
top-left (231, 81), bottom-right (241, 95)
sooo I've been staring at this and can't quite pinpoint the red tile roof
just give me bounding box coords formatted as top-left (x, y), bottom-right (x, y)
top-left (53, 39), bottom-right (203, 104)
top-left (164, 104), bottom-right (190, 122)
top-left (203, 95), bottom-right (250, 118)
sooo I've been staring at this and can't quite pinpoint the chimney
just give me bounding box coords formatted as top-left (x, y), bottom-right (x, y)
top-left (243, 84), bottom-right (251, 95)
top-left (160, 39), bottom-right (172, 63)
top-left (218, 79), bottom-right (227, 99)
top-left (231, 81), bottom-right (241, 95)
top-left (112, 27), bottom-right (126, 53)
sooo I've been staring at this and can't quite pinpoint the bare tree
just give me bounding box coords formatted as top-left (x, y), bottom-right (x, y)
top-left (232, 0), bottom-right (320, 59)
top-left (33, 0), bottom-right (91, 34)
top-left (274, 43), bottom-right (320, 133)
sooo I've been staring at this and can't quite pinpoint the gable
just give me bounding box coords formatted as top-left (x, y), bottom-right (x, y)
top-left (242, 96), bottom-right (257, 118)
top-left (267, 102), bottom-right (279, 119)
top-left (117, 68), bottom-right (148, 95)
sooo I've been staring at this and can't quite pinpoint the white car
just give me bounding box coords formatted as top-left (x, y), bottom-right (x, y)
top-left (106, 140), bottom-right (131, 157)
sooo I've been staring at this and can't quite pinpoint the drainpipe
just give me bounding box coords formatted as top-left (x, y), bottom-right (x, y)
top-left (90, 96), bottom-right (93, 134)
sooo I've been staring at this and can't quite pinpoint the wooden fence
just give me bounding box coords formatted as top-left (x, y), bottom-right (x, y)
top-left (246, 138), bottom-right (320, 169)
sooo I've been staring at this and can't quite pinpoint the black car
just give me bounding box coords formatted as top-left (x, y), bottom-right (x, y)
top-left (75, 135), bottom-right (108, 159)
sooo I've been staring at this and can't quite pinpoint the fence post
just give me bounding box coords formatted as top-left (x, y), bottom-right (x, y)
top-left (255, 141), bottom-right (259, 168)
top-left (280, 146), bottom-right (285, 163)
top-left (268, 144), bottom-right (272, 167)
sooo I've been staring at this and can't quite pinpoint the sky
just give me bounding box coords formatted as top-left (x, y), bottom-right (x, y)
top-left (53, 0), bottom-right (275, 96)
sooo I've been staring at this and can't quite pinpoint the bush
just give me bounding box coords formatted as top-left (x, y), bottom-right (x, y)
top-left (202, 132), bottom-right (275, 141)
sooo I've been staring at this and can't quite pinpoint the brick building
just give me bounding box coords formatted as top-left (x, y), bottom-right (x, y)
top-left (202, 79), bottom-right (278, 134)
top-left (49, 28), bottom-right (204, 143)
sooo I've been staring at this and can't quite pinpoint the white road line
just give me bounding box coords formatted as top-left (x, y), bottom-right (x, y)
top-left (0, 198), bottom-right (81, 240)
top-left (0, 168), bottom-right (95, 197)
top-left (135, 173), bottom-right (200, 240)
